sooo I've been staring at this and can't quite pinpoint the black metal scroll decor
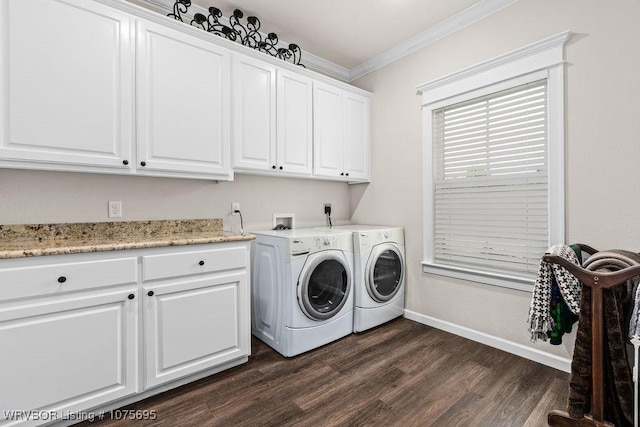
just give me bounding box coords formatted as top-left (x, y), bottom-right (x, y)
top-left (168, 0), bottom-right (305, 68)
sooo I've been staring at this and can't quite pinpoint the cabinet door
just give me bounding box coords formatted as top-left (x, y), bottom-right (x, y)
top-left (232, 55), bottom-right (276, 172)
top-left (343, 92), bottom-right (371, 181)
top-left (313, 82), bottom-right (344, 179)
top-left (144, 272), bottom-right (249, 389)
top-left (137, 20), bottom-right (231, 178)
top-left (0, 0), bottom-right (133, 171)
top-left (0, 289), bottom-right (137, 422)
top-left (277, 70), bottom-right (313, 175)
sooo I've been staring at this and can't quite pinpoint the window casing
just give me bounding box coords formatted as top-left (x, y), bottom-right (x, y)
top-left (417, 31), bottom-right (569, 291)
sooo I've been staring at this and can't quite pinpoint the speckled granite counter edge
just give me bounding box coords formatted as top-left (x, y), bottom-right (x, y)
top-left (0, 219), bottom-right (254, 259)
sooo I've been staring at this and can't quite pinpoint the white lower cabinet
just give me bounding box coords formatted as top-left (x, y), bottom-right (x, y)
top-left (0, 241), bottom-right (251, 426)
top-left (143, 272), bottom-right (248, 388)
top-left (0, 254), bottom-right (138, 427)
top-left (141, 245), bottom-right (250, 389)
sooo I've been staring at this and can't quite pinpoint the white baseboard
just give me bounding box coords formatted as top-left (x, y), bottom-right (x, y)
top-left (404, 309), bottom-right (571, 373)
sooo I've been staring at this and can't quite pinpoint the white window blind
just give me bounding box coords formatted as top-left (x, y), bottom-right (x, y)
top-left (432, 79), bottom-right (549, 280)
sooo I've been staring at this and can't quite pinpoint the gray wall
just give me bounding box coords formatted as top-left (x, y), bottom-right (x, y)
top-left (349, 0), bottom-right (640, 361)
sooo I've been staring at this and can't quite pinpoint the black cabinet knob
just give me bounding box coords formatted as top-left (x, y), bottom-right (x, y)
top-left (340, 172), bottom-right (344, 176)
top-left (279, 166), bottom-right (283, 170)
top-left (140, 161), bottom-right (146, 167)
top-left (57, 276), bottom-right (66, 283)
top-left (199, 260), bottom-right (205, 266)
top-left (122, 160), bottom-right (129, 165)
top-left (128, 294), bottom-right (135, 300)
top-left (272, 165), bottom-right (276, 169)
top-left (346, 173), bottom-right (349, 176)
top-left (147, 290), bottom-right (154, 297)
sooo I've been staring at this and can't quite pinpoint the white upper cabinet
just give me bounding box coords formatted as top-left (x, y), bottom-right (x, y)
top-left (232, 55), bottom-right (313, 176)
top-left (232, 55), bottom-right (277, 172)
top-left (0, 0), bottom-right (368, 182)
top-left (314, 82), bottom-right (371, 182)
top-left (313, 82), bottom-right (344, 178)
top-left (276, 69), bottom-right (313, 175)
top-left (343, 91), bottom-right (371, 181)
top-left (0, 0), bottom-right (134, 171)
top-left (136, 20), bottom-right (231, 179)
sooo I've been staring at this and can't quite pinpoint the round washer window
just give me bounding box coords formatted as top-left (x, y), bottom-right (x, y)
top-left (299, 255), bottom-right (350, 321)
top-left (367, 245), bottom-right (404, 302)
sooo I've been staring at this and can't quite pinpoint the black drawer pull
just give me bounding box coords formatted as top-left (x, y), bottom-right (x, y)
top-left (122, 159), bottom-right (129, 165)
top-left (147, 291), bottom-right (154, 297)
top-left (128, 294), bottom-right (135, 300)
top-left (57, 276), bottom-right (67, 283)
top-left (199, 260), bottom-right (205, 266)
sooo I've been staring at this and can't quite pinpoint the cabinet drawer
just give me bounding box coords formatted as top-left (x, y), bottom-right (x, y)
top-left (142, 246), bottom-right (246, 281)
top-left (0, 258), bottom-right (138, 302)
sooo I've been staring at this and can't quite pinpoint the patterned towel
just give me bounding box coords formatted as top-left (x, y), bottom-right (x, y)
top-left (528, 244), bottom-right (582, 343)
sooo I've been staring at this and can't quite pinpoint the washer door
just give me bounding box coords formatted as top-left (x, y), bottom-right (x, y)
top-left (365, 243), bottom-right (404, 302)
top-left (298, 251), bottom-right (351, 321)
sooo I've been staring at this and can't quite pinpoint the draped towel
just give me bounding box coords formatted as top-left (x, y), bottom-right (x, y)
top-left (567, 250), bottom-right (640, 426)
top-left (528, 245), bottom-right (582, 342)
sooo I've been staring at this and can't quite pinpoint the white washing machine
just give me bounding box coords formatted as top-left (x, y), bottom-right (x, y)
top-left (250, 229), bottom-right (354, 357)
top-left (317, 225), bottom-right (405, 332)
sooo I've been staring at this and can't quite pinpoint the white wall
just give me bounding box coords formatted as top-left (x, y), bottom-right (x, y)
top-left (350, 0), bottom-right (640, 363)
top-left (0, 169), bottom-right (350, 231)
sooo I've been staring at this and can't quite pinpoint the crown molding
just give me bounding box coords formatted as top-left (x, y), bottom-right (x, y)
top-left (133, 0), bottom-right (351, 81)
top-left (349, 0), bottom-right (520, 82)
top-left (131, 0), bottom-right (520, 83)
top-left (416, 29), bottom-right (571, 97)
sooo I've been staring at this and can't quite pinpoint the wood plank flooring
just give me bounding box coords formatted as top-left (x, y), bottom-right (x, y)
top-left (78, 319), bottom-right (569, 426)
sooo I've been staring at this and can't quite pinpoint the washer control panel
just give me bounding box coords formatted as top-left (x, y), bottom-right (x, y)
top-left (288, 233), bottom-right (353, 255)
top-left (290, 239), bottom-right (311, 256)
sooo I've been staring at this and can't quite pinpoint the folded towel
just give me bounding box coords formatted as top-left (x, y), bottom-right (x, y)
top-left (528, 244), bottom-right (582, 342)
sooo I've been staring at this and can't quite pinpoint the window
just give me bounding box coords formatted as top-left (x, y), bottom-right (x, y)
top-left (417, 31), bottom-right (570, 290)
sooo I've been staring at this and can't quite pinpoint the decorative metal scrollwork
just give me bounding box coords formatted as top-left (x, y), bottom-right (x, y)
top-left (168, 1), bottom-right (305, 68)
top-left (167, 0), bottom-right (191, 22)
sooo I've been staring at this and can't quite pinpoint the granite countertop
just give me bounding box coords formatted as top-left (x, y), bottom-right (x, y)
top-left (0, 219), bottom-right (254, 259)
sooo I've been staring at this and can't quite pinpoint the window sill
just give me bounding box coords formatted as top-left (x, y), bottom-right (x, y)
top-left (421, 262), bottom-right (534, 292)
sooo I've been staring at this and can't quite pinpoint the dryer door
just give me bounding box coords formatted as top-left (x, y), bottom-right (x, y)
top-left (298, 251), bottom-right (351, 321)
top-left (365, 243), bottom-right (404, 302)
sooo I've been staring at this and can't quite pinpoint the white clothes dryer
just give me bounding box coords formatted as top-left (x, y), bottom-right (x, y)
top-left (318, 225), bottom-right (405, 332)
top-left (250, 229), bottom-right (354, 357)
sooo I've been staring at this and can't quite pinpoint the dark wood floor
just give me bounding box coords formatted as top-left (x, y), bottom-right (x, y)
top-left (79, 318), bottom-right (569, 426)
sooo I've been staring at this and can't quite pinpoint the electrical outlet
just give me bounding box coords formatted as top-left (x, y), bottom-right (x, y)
top-left (108, 201), bottom-right (122, 218)
top-left (231, 202), bottom-right (240, 215)
top-left (324, 203), bottom-right (331, 215)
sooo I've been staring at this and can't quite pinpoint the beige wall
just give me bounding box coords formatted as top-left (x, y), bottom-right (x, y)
top-left (350, 0), bottom-right (640, 361)
top-left (0, 169), bottom-right (350, 231)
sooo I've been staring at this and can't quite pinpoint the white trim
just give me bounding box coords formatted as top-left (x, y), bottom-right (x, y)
top-left (419, 31), bottom-right (570, 290)
top-left (91, 0), bottom-right (369, 95)
top-left (350, 0), bottom-right (520, 81)
top-left (133, 0), bottom-right (519, 83)
top-left (403, 309), bottom-right (571, 373)
top-left (422, 262), bottom-right (534, 292)
top-left (132, 0), bottom-right (351, 81)
top-left (417, 30), bottom-right (571, 100)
